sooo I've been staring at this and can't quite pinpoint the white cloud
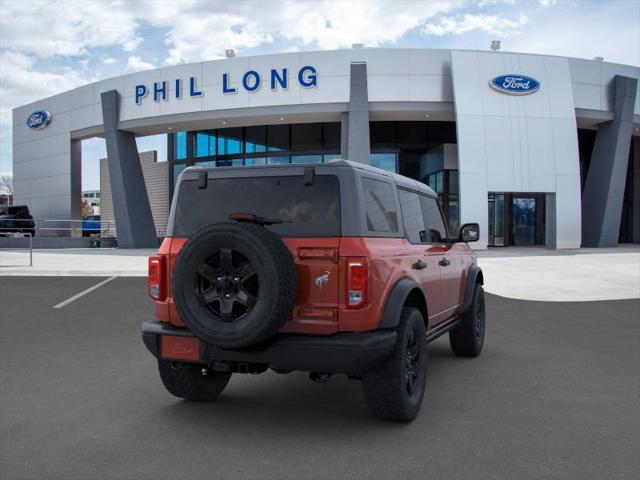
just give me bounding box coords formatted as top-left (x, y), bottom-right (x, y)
top-left (127, 0), bottom-right (464, 65)
top-left (0, 50), bottom-right (93, 172)
top-left (424, 13), bottom-right (528, 37)
top-left (0, 0), bottom-right (142, 58)
top-left (507, 5), bottom-right (640, 66)
top-left (538, 0), bottom-right (557, 7)
top-left (126, 56), bottom-right (155, 72)
top-left (102, 57), bottom-right (116, 65)
top-left (0, 51), bottom-right (89, 125)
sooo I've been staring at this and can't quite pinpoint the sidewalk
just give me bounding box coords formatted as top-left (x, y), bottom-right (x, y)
top-left (1, 246), bottom-right (639, 302)
top-left (0, 248), bottom-right (154, 277)
top-left (477, 245), bottom-right (640, 302)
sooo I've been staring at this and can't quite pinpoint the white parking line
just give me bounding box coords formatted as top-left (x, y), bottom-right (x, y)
top-left (52, 276), bottom-right (118, 309)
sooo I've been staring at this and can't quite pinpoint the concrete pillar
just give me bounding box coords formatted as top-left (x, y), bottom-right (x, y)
top-left (340, 112), bottom-right (349, 159)
top-left (347, 63), bottom-right (370, 164)
top-left (582, 75), bottom-right (638, 247)
top-left (633, 136), bottom-right (640, 243)
top-left (70, 139), bottom-right (82, 237)
top-left (101, 90), bottom-right (158, 248)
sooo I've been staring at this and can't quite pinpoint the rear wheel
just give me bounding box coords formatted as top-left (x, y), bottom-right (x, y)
top-left (158, 360), bottom-right (231, 401)
top-left (449, 284), bottom-right (485, 357)
top-left (362, 308), bottom-right (427, 422)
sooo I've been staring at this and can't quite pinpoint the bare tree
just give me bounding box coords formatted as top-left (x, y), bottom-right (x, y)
top-left (81, 199), bottom-right (93, 218)
top-left (0, 174), bottom-right (13, 197)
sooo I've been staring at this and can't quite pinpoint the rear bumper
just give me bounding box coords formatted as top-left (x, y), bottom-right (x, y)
top-left (141, 320), bottom-right (397, 374)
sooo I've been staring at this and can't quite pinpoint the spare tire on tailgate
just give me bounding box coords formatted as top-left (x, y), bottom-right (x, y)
top-left (172, 222), bottom-right (298, 349)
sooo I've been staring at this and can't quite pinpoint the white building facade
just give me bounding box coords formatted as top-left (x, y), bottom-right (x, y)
top-left (12, 48), bottom-right (640, 248)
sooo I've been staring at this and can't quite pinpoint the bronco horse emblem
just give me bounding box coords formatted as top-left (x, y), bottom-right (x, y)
top-left (314, 271), bottom-right (330, 288)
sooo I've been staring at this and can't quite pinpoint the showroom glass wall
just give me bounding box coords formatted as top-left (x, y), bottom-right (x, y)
top-left (168, 121), bottom-right (460, 232)
top-left (167, 122), bottom-right (342, 195)
top-left (369, 121), bottom-right (459, 233)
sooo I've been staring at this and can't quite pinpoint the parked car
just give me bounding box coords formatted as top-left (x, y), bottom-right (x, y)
top-left (142, 160), bottom-right (484, 422)
top-left (0, 205), bottom-right (35, 237)
top-left (82, 215), bottom-right (101, 237)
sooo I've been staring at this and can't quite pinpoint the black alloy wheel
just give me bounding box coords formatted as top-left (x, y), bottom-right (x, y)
top-left (404, 329), bottom-right (420, 396)
top-left (172, 222), bottom-right (298, 349)
top-left (196, 248), bottom-right (259, 322)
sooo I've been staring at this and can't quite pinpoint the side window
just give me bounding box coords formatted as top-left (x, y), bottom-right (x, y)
top-left (420, 195), bottom-right (448, 243)
top-left (398, 189), bottom-right (427, 243)
top-left (361, 177), bottom-right (398, 233)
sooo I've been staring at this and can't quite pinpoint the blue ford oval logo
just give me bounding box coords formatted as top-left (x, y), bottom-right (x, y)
top-left (490, 74), bottom-right (540, 95)
top-left (26, 110), bottom-right (52, 130)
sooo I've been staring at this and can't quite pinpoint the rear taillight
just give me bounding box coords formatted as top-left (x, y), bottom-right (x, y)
top-left (148, 256), bottom-right (166, 301)
top-left (346, 257), bottom-right (368, 308)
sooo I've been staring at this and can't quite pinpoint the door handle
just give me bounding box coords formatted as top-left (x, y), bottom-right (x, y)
top-left (439, 258), bottom-right (451, 267)
top-left (412, 259), bottom-right (427, 270)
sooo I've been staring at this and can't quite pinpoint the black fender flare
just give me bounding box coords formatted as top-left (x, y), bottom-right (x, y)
top-left (461, 264), bottom-right (484, 315)
top-left (378, 278), bottom-right (427, 329)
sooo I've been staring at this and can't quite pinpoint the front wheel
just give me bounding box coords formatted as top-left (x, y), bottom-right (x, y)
top-left (362, 308), bottom-right (428, 422)
top-left (158, 360), bottom-right (231, 401)
top-left (449, 284), bottom-right (486, 357)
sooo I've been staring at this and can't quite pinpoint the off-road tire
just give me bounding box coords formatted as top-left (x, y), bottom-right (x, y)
top-left (449, 284), bottom-right (485, 357)
top-left (158, 360), bottom-right (231, 401)
top-left (172, 222), bottom-right (298, 349)
top-left (362, 308), bottom-right (428, 422)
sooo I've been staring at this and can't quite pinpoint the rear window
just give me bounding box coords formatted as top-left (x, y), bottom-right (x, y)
top-left (172, 175), bottom-right (341, 237)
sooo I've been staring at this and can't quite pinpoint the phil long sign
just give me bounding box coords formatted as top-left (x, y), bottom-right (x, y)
top-left (490, 74), bottom-right (540, 95)
top-left (135, 65), bottom-right (318, 105)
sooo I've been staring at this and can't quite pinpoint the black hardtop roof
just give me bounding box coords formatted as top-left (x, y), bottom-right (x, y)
top-left (182, 159), bottom-right (436, 196)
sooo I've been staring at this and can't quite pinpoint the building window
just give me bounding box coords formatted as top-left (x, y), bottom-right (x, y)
top-left (292, 123), bottom-right (322, 152)
top-left (173, 163), bottom-right (187, 186)
top-left (267, 124), bottom-right (289, 152)
top-left (267, 156), bottom-right (290, 165)
top-left (245, 157), bottom-right (267, 166)
top-left (245, 126), bottom-right (266, 153)
top-left (194, 131), bottom-right (215, 157)
top-left (169, 122), bottom-right (340, 168)
top-left (323, 123), bottom-right (341, 152)
top-left (195, 161), bottom-right (215, 168)
top-left (291, 154), bottom-right (323, 164)
top-left (217, 127), bottom-right (242, 156)
top-left (370, 153), bottom-right (397, 173)
top-left (175, 131), bottom-right (187, 160)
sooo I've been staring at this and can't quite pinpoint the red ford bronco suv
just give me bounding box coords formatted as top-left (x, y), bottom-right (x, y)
top-left (142, 160), bottom-right (485, 422)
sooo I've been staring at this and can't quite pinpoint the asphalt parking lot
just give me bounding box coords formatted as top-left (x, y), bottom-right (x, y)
top-left (1, 277), bottom-right (638, 480)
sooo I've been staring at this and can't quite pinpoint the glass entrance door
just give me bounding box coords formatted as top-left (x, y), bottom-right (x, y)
top-left (488, 193), bottom-right (505, 246)
top-left (512, 196), bottom-right (536, 246)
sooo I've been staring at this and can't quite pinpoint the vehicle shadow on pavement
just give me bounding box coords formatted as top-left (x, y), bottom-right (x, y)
top-left (152, 340), bottom-right (461, 433)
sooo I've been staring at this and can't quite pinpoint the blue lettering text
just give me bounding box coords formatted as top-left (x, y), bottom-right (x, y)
top-left (298, 66), bottom-right (317, 87)
top-left (135, 85), bottom-right (148, 104)
top-left (189, 77), bottom-right (203, 97)
top-left (153, 81), bottom-right (168, 102)
top-left (270, 68), bottom-right (287, 90)
top-left (222, 73), bottom-right (237, 94)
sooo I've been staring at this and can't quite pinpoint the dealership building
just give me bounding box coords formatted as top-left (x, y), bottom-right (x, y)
top-left (11, 47), bottom-right (640, 248)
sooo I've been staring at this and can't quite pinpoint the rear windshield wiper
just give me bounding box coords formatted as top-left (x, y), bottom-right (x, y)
top-left (229, 212), bottom-right (291, 226)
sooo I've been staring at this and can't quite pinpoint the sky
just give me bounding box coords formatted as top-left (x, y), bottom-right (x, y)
top-left (0, 0), bottom-right (639, 191)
